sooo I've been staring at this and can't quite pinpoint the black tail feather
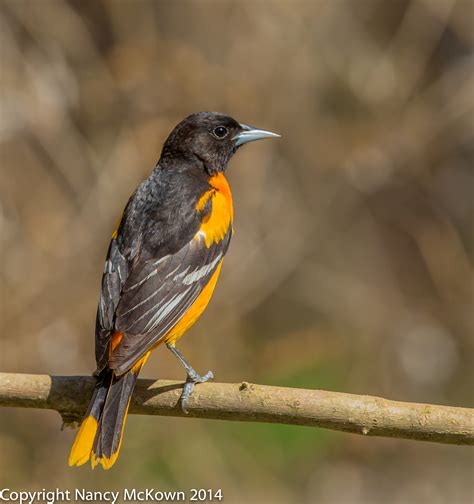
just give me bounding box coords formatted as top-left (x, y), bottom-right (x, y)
top-left (91, 369), bottom-right (140, 468)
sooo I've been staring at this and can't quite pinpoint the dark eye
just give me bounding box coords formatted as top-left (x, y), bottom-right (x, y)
top-left (213, 126), bottom-right (229, 139)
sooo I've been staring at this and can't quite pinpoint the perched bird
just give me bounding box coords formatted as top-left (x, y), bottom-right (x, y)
top-left (68, 112), bottom-right (279, 469)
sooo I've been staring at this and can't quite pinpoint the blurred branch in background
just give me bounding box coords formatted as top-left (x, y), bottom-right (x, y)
top-left (1, 373), bottom-right (473, 446)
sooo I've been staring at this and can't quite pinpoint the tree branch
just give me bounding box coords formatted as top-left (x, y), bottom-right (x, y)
top-left (0, 372), bottom-right (472, 445)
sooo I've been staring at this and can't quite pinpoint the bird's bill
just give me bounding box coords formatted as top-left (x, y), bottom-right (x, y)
top-left (233, 124), bottom-right (281, 146)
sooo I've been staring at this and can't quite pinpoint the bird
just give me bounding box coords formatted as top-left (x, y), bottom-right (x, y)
top-left (68, 111), bottom-right (280, 469)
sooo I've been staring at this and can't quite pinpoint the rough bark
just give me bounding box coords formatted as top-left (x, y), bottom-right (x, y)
top-left (0, 373), bottom-right (472, 445)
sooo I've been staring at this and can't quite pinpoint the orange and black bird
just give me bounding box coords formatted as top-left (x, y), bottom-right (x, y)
top-left (68, 112), bottom-right (279, 469)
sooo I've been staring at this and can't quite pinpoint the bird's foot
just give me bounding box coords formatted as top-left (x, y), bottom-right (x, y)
top-left (180, 369), bottom-right (214, 414)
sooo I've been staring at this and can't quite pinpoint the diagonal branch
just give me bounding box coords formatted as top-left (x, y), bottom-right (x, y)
top-left (0, 372), bottom-right (472, 445)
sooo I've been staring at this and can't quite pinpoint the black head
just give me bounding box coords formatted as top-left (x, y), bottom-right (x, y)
top-left (160, 112), bottom-right (279, 175)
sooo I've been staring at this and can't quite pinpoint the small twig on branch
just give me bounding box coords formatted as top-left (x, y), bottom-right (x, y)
top-left (0, 372), bottom-right (472, 445)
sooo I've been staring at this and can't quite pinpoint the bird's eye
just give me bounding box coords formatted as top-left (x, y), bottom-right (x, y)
top-left (213, 126), bottom-right (229, 139)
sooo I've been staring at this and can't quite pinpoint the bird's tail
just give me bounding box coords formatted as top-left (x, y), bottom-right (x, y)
top-left (68, 354), bottom-right (148, 470)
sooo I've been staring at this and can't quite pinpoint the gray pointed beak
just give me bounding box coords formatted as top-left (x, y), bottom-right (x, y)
top-left (233, 123), bottom-right (281, 147)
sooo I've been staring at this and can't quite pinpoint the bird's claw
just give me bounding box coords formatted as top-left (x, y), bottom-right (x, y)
top-left (180, 370), bottom-right (214, 414)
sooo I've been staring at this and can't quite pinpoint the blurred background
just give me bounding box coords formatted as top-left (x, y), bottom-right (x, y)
top-left (0, 0), bottom-right (473, 502)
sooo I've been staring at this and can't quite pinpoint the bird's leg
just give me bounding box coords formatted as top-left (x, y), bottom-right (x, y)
top-left (166, 343), bottom-right (214, 413)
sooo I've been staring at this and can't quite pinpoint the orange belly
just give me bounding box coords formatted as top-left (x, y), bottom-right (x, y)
top-left (163, 260), bottom-right (223, 346)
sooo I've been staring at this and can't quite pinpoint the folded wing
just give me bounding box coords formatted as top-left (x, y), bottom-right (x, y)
top-left (108, 230), bottom-right (230, 375)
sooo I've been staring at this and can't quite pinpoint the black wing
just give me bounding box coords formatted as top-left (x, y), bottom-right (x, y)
top-left (109, 230), bottom-right (230, 375)
top-left (94, 238), bottom-right (130, 373)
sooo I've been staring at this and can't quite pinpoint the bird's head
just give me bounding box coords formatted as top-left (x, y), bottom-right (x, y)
top-left (160, 111), bottom-right (280, 175)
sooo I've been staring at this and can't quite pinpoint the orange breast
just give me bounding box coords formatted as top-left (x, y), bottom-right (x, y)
top-left (195, 173), bottom-right (233, 248)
